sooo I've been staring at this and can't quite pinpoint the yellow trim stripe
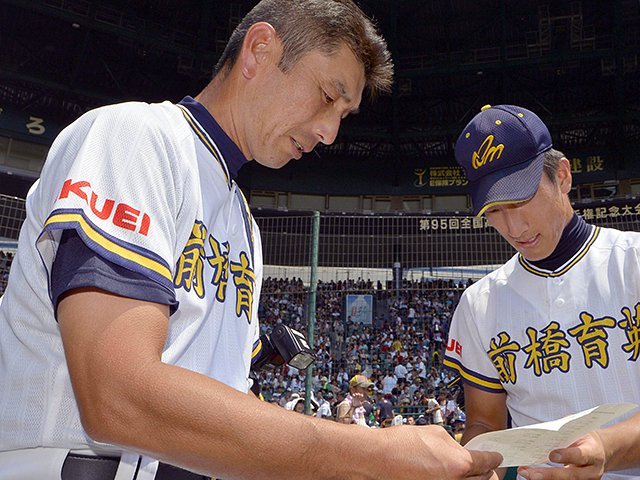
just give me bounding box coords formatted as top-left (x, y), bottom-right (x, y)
top-left (45, 213), bottom-right (172, 282)
top-left (476, 196), bottom-right (533, 217)
top-left (443, 358), bottom-right (504, 391)
top-left (237, 187), bottom-right (255, 249)
top-left (251, 339), bottom-right (262, 359)
top-left (177, 106), bottom-right (231, 188)
top-left (448, 376), bottom-right (461, 387)
top-left (519, 226), bottom-right (601, 277)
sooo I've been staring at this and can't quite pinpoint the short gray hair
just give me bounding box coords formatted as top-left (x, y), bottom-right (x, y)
top-left (214, 0), bottom-right (394, 99)
top-left (543, 148), bottom-right (566, 185)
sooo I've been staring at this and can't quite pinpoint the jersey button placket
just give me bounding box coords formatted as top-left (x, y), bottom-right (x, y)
top-left (551, 276), bottom-right (564, 308)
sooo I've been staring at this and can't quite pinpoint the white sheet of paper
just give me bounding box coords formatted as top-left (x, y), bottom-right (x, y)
top-left (464, 403), bottom-right (638, 467)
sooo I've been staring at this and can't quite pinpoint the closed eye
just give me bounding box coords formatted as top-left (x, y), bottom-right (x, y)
top-left (323, 90), bottom-right (334, 104)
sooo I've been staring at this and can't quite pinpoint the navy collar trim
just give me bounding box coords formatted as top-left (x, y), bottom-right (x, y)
top-left (178, 96), bottom-right (248, 180)
top-left (519, 216), bottom-right (599, 277)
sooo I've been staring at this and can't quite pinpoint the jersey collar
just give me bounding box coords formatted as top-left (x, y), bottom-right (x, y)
top-left (178, 96), bottom-right (248, 179)
top-left (519, 217), bottom-right (600, 277)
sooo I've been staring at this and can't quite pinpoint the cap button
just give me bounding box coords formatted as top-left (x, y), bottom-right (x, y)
top-left (481, 104), bottom-right (492, 111)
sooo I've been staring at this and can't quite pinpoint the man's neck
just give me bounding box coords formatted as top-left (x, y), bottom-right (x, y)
top-left (528, 213), bottom-right (592, 271)
top-left (195, 75), bottom-right (250, 160)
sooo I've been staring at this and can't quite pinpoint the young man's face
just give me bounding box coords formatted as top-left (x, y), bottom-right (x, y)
top-left (484, 162), bottom-right (573, 261)
top-left (247, 42), bottom-right (365, 169)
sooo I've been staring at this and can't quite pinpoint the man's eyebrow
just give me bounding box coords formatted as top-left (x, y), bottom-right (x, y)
top-left (334, 80), bottom-right (350, 101)
top-left (334, 80), bottom-right (360, 115)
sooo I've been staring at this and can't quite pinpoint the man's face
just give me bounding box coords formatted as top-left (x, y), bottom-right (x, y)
top-left (245, 42), bottom-right (365, 169)
top-left (484, 164), bottom-right (573, 261)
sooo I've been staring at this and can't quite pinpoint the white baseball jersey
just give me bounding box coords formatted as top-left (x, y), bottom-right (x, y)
top-left (444, 224), bottom-right (640, 478)
top-left (0, 99), bottom-right (262, 456)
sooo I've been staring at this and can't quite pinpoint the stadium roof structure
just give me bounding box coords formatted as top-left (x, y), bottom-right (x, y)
top-left (1, 0), bottom-right (639, 194)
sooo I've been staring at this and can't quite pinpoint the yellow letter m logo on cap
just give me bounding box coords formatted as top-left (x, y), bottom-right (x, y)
top-left (472, 135), bottom-right (504, 170)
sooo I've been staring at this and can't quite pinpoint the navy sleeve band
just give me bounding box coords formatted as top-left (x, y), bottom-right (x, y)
top-left (51, 228), bottom-right (179, 317)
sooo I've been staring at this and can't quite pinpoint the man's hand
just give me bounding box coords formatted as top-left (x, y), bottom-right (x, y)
top-left (351, 392), bottom-right (365, 407)
top-left (379, 424), bottom-right (503, 479)
top-left (517, 433), bottom-right (606, 480)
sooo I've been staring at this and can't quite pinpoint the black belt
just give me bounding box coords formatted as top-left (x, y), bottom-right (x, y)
top-left (61, 453), bottom-right (210, 480)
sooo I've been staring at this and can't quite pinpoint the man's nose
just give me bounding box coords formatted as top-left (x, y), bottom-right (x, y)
top-left (503, 209), bottom-right (528, 238)
top-left (314, 111), bottom-right (341, 146)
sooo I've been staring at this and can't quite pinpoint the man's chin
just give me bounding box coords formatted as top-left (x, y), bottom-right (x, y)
top-left (519, 250), bottom-right (550, 262)
top-left (255, 157), bottom-right (293, 169)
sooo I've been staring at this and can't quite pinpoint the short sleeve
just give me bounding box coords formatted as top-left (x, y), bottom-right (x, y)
top-left (444, 291), bottom-right (505, 393)
top-left (35, 102), bottom-right (196, 297)
top-left (51, 228), bottom-right (179, 316)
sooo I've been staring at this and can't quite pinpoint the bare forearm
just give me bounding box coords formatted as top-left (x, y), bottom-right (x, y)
top-left (598, 412), bottom-right (640, 472)
top-left (461, 422), bottom-right (493, 446)
top-left (91, 361), bottom-right (375, 479)
top-left (91, 360), bottom-right (506, 479)
top-left (59, 293), bottom-right (502, 479)
top-left (58, 293), bottom-right (363, 479)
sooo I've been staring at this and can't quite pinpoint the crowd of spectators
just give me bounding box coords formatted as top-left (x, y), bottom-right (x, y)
top-left (253, 276), bottom-right (471, 437)
top-left (0, 252), bottom-right (469, 436)
top-left (0, 250), bottom-right (13, 295)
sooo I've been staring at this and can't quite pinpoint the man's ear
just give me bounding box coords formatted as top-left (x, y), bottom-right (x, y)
top-left (239, 22), bottom-right (279, 79)
top-left (557, 157), bottom-right (573, 194)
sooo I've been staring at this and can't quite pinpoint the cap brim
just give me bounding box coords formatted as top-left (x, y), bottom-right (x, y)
top-left (470, 152), bottom-right (545, 216)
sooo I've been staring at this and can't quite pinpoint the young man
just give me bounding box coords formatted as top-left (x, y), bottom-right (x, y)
top-left (0, 1), bottom-right (502, 479)
top-left (444, 104), bottom-right (640, 479)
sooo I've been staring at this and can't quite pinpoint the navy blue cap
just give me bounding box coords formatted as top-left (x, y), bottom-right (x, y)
top-left (455, 104), bottom-right (552, 216)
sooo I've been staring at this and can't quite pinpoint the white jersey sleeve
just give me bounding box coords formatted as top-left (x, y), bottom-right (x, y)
top-left (444, 284), bottom-right (505, 394)
top-left (33, 101), bottom-right (198, 293)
